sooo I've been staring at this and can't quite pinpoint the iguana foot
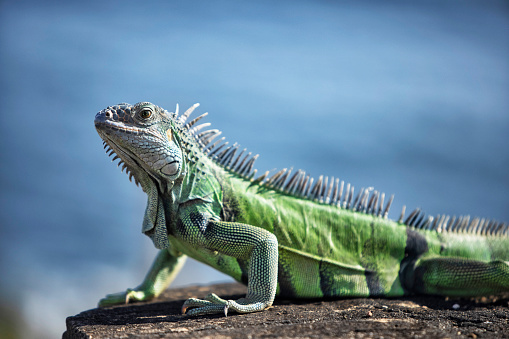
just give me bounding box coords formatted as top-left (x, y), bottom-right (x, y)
top-left (181, 293), bottom-right (271, 316)
top-left (98, 288), bottom-right (154, 307)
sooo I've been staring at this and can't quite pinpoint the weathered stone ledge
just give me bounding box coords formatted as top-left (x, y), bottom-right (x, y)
top-left (64, 283), bottom-right (509, 338)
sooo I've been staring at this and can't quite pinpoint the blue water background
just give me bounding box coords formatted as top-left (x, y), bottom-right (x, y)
top-left (1, 1), bottom-right (508, 337)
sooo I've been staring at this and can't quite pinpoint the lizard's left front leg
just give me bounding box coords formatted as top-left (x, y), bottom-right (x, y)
top-left (180, 219), bottom-right (278, 316)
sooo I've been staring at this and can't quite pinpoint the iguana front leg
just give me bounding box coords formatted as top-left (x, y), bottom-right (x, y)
top-left (178, 218), bottom-right (278, 316)
top-left (99, 249), bottom-right (187, 307)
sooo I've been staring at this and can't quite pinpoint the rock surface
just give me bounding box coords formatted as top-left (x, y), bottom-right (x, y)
top-left (64, 283), bottom-right (509, 338)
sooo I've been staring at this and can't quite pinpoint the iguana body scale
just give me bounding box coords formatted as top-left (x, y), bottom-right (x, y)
top-left (94, 102), bottom-right (509, 316)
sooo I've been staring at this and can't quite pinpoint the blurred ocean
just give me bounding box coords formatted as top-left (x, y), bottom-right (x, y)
top-left (0, 0), bottom-right (508, 337)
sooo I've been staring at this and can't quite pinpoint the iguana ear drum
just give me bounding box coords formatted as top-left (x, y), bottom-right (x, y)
top-left (161, 161), bottom-right (179, 176)
top-left (166, 129), bottom-right (173, 142)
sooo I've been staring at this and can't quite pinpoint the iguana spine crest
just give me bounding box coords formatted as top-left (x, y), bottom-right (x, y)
top-left (102, 102), bottom-right (504, 237)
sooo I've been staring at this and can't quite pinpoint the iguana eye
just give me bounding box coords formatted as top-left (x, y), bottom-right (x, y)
top-left (140, 109), bottom-right (152, 120)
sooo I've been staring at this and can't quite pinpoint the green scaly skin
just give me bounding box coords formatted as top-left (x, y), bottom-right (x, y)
top-left (94, 102), bottom-right (509, 316)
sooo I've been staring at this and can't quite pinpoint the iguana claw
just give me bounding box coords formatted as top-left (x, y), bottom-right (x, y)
top-left (98, 288), bottom-right (154, 307)
top-left (181, 293), bottom-right (271, 316)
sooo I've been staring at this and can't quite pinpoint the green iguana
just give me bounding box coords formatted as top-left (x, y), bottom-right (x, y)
top-left (94, 102), bottom-right (509, 316)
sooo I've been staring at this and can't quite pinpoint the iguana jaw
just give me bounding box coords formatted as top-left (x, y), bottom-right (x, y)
top-left (95, 126), bottom-right (149, 188)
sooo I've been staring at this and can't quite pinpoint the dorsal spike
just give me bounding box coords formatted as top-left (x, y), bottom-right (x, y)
top-left (243, 154), bottom-right (259, 176)
top-left (470, 218), bottom-right (481, 235)
top-left (352, 188), bottom-right (364, 212)
top-left (267, 169), bottom-right (287, 187)
top-left (238, 153), bottom-right (256, 175)
top-left (296, 173), bottom-right (308, 196)
top-left (451, 216), bottom-right (461, 232)
top-left (361, 188), bottom-right (373, 213)
top-left (319, 176), bottom-right (328, 202)
top-left (337, 181), bottom-right (345, 208)
top-left (309, 175), bottom-right (323, 200)
top-left (204, 137), bottom-right (225, 154)
top-left (404, 208), bottom-right (420, 226)
top-left (293, 171), bottom-right (307, 194)
top-left (461, 216), bottom-right (471, 233)
top-left (174, 103), bottom-right (179, 118)
top-left (284, 169), bottom-right (302, 193)
top-left (223, 145), bottom-right (239, 168)
top-left (189, 122), bottom-right (211, 135)
top-left (198, 129), bottom-right (220, 140)
top-left (178, 103), bottom-right (200, 124)
top-left (248, 168), bottom-right (257, 180)
top-left (324, 177), bottom-right (334, 204)
top-left (304, 177), bottom-right (314, 198)
top-left (358, 188), bottom-right (372, 212)
top-left (421, 216), bottom-right (433, 230)
top-left (377, 193), bottom-right (385, 217)
top-left (252, 170), bottom-right (270, 185)
top-left (456, 216), bottom-right (464, 233)
top-left (487, 219), bottom-right (496, 235)
top-left (489, 220), bottom-right (499, 236)
top-left (209, 141), bottom-right (229, 157)
top-left (382, 194), bottom-right (393, 219)
top-left (217, 144), bottom-right (235, 163)
top-left (274, 168), bottom-right (292, 190)
top-left (468, 217), bottom-right (479, 234)
top-left (430, 215), bottom-right (439, 230)
top-left (485, 219), bottom-right (495, 235)
top-left (488, 221), bottom-right (497, 235)
top-left (495, 222), bottom-right (505, 236)
top-left (416, 212), bottom-right (428, 229)
top-left (233, 151), bottom-right (251, 172)
top-left (490, 221), bottom-right (502, 235)
top-left (219, 148), bottom-right (234, 167)
top-left (198, 130), bottom-right (221, 147)
top-left (230, 148), bottom-right (246, 171)
top-left (330, 178), bottom-right (339, 205)
top-left (372, 191), bottom-right (380, 215)
top-left (475, 218), bottom-right (486, 235)
top-left (185, 112), bottom-right (209, 129)
top-left (347, 186), bottom-right (355, 209)
top-left (367, 190), bottom-right (377, 214)
top-left (351, 187), bottom-right (363, 211)
top-left (342, 183), bottom-right (350, 209)
top-left (435, 214), bottom-right (446, 231)
top-left (445, 216), bottom-right (456, 233)
top-left (398, 205), bottom-right (406, 223)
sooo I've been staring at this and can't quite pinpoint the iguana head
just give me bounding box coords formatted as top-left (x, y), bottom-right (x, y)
top-left (94, 102), bottom-right (184, 191)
